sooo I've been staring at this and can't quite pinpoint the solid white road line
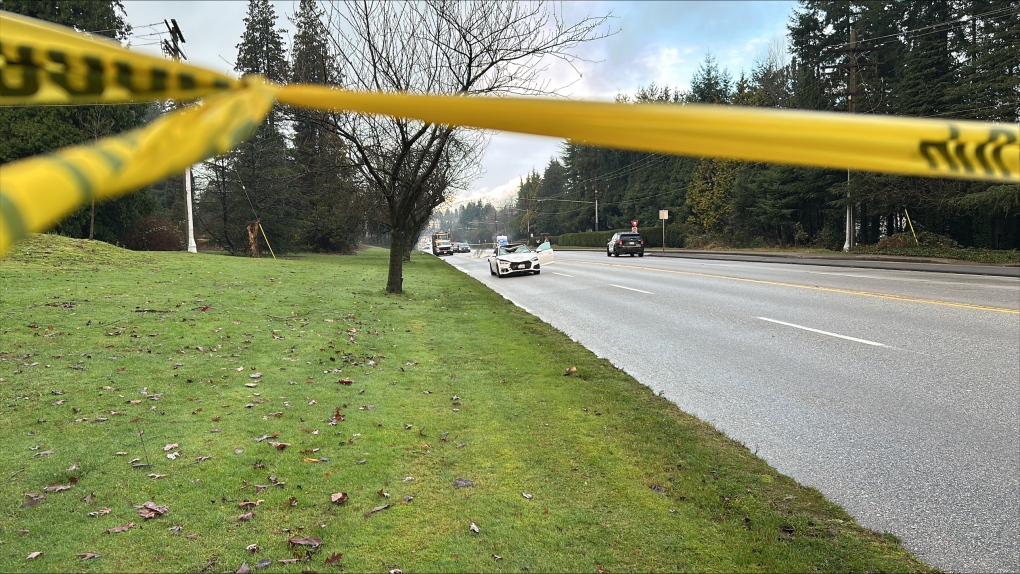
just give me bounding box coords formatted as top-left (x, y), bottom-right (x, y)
top-left (609, 284), bottom-right (654, 294)
top-left (757, 317), bottom-right (888, 347)
top-left (552, 272), bottom-right (574, 277)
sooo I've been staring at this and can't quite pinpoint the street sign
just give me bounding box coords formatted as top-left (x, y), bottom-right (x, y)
top-left (659, 211), bottom-right (668, 252)
top-left (631, 219), bottom-right (639, 232)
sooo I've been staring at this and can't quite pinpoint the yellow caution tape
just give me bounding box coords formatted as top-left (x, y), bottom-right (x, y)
top-left (1, 10), bottom-right (1018, 259)
top-left (0, 82), bottom-right (275, 255)
top-left (277, 85), bottom-right (1019, 184)
top-left (0, 10), bottom-right (238, 104)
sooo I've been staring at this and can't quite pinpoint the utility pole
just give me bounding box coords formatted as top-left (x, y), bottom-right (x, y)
top-left (594, 178), bottom-right (599, 232)
top-left (162, 19), bottom-right (198, 254)
top-left (844, 25), bottom-right (857, 252)
top-left (826, 24), bottom-right (879, 252)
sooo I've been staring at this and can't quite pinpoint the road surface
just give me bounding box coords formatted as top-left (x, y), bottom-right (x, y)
top-left (440, 249), bottom-right (1020, 573)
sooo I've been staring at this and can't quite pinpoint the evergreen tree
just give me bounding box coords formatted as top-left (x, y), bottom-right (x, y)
top-left (512, 172), bottom-right (543, 237)
top-left (893, 1), bottom-right (957, 117)
top-left (687, 53), bottom-right (733, 104)
top-left (287, 0), bottom-right (373, 253)
top-left (199, 0), bottom-right (297, 255)
top-left (537, 159), bottom-right (568, 234)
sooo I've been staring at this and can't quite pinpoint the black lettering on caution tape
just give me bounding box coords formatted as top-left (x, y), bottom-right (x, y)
top-left (920, 124), bottom-right (1017, 179)
top-left (0, 43), bottom-right (38, 96)
top-left (0, 41), bottom-right (232, 100)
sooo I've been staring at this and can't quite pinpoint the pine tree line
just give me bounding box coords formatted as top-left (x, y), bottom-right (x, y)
top-left (507, 0), bottom-right (1020, 250)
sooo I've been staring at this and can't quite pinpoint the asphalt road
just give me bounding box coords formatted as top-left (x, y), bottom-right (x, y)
top-left (439, 249), bottom-right (1020, 573)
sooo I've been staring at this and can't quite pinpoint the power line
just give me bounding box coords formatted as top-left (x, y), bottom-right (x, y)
top-left (826, 6), bottom-right (1017, 50)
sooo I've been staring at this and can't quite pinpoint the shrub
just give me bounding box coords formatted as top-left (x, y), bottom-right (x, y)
top-left (120, 217), bottom-right (183, 251)
top-left (877, 232), bottom-right (959, 249)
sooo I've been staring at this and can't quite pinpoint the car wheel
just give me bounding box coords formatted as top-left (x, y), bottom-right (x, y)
top-left (533, 270), bottom-right (540, 275)
top-left (496, 266), bottom-right (504, 278)
top-left (614, 252), bottom-right (619, 257)
top-left (630, 253), bottom-right (635, 256)
top-left (638, 252), bottom-right (644, 257)
top-left (606, 248), bottom-right (611, 257)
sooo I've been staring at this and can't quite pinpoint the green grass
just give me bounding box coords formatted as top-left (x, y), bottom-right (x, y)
top-left (0, 235), bottom-right (932, 573)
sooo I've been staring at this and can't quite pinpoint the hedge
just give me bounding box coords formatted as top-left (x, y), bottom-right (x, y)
top-left (557, 223), bottom-right (686, 249)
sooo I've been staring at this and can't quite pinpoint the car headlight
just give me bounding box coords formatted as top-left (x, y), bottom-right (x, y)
top-left (531, 257), bottom-right (538, 262)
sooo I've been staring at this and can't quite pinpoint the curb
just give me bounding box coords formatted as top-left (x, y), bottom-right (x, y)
top-left (555, 248), bottom-right (1020, 278)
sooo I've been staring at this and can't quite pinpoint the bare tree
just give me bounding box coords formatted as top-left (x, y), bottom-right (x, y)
top-left (320, 0), bottom-right (611, 293)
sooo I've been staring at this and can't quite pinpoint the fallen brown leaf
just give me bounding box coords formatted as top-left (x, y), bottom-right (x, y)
top-left (33, 449), bottom-right (54, 457)
top-left (27, 551), bottom-right (43, 560)
top-left (21, 493), bottom-right (44, 507)
top-left (287, 536), bottom-right (322, 548)
top-left (330, 492), bottom-right (349, 505)
top-left (268, 442), bottom-right (290, 450)
top-left (106, 522), bottom-right (136, 533)
top-left (238, 511), bottom-right (256, 521)
top-left (470, 522), bottom-right (480, 533)
top-left (163, 443), bottom-right (179, 452)
top-left (148, 473), bottom-right (168, 479)
top-left (325, 552), bottom-right (343, 566)
top-left (236, 562), bottom-right (251, 574)
top-left (88, 507), bottom-right (112, 517)
top-left (43, 484), bottom-right (72, 493)
top-left (238, 500), bottom-right (264, 509)
top-left (78, 552), bottom-right (101, 560)
top-left (136, 501), bottom-right (169, 519)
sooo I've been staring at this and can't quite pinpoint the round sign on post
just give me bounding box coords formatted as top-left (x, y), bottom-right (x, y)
top-left (631, 219), bottom-right (639, 233)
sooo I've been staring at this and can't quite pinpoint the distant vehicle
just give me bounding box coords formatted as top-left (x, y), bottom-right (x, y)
top-left (488, 242), bottom-right (554, 277)
top-left (495, 235), bottom-right (509, 247)
top-left (607, 232), bottom-right (645, 257)
top-left (435, 239), bottom-right (454, 256)
top-left (453, 242), bottom-right (471, 253)
top-left (432, 231), bottom-right (451, 253)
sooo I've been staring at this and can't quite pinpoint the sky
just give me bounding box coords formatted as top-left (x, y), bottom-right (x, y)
top-left (120, 1), bottom-right (798, 208)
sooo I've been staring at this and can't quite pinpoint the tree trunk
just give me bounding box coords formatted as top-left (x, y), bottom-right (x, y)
top-left (386, 227), bottom-right (405, 294)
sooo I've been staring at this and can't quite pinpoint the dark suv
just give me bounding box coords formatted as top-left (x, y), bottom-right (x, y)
top-left (607, 232), bottom-right (645, 257)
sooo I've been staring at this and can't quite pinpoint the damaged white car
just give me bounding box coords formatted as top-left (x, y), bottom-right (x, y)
top-left (488, 242), bottom-right (554, 277)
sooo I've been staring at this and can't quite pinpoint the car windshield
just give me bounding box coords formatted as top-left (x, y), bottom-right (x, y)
top-left (498, 244), bottom-right (531, 255)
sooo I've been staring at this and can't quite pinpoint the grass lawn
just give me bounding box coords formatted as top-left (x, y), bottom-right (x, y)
top-left (0, 235), bottom-right (931, 573)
